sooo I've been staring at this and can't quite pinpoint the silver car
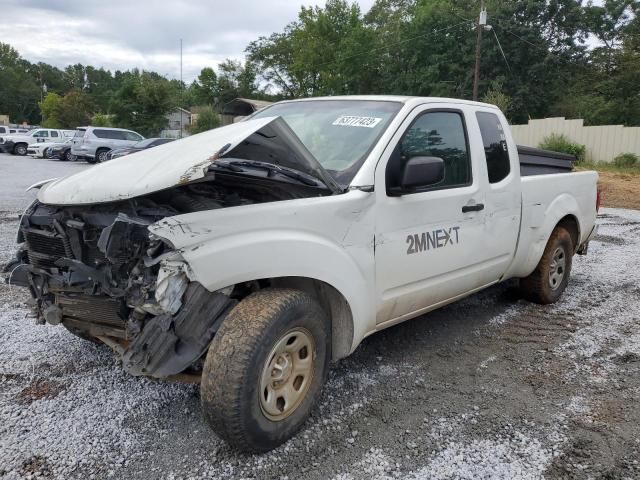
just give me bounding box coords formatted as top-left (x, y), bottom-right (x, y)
top-left (71, 126), bottom-right (145, 163)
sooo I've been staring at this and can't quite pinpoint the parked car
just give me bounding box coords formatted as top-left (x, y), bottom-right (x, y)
top-left (107, 138), bottom-right (174, 160)
top-left (0, 126), bottom-right (29, 136)
top-left (27, 137), bottom-right (74, 159)
top-left (0, 128), bottom-right (74, 155)
top-left (71, 126), bottom-right (144, 163)
top-left (47, 139), bottom-right (77, 162)
top-left (5, 96), bottom-right (598, 453)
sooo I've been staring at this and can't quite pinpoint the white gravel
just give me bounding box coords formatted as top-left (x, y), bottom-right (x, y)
top-left (1, 206), bottom-right (639, 479)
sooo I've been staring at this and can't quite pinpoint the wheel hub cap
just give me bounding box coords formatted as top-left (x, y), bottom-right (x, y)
top-left (548, 247), bottom-right (566, 290)
top-left (260, 328), bottom-right (315, 421)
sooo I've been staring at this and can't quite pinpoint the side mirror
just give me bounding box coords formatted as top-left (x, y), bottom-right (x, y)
top-left (400, 156), bottom-right (445, 192)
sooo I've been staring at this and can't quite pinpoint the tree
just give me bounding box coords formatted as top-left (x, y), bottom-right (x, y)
top-left (38, 92), bottom-right (63, 127)
top-left (193, 67), bottom-right (218, 105)
top-left (482, 82), bottom-right (512, 118)
top-left (57, 90), bottom-right (93, 128)
top-left (189, 106), bottom-right (221, 134)
top-left (110, 71), bottom-right (174, 136)
top-left (91, 113), bottom-right (115, 127)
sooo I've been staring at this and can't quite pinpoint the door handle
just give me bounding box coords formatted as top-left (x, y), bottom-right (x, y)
top-left (462, 203), bottom-right (484, 213)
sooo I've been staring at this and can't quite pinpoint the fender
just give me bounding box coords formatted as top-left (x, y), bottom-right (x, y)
top-left (149, 190), bottom-right (377, 354)
top-left (507, 192), bottom-right (581, 279)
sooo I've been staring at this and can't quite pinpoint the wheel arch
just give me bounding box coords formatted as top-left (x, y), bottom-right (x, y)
top-left (268, 276), bottom-right (354, 361)
top-left (556, 214), bottom-right (580, 253)
top-left (508, 194), bottom-right (583, 279)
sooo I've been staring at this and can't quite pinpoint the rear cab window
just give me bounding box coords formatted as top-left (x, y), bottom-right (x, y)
top-left (476, 111), bottom-right (510, 183)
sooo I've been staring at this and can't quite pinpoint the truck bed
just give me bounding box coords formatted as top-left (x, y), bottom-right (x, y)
top-left (518, 145), bottom-right (575, 176)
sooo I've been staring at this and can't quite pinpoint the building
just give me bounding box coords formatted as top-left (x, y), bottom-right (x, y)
top-left (0, 115), bottom-right (9, 125)
top-left (220, 98), bottom-right (273, 125)
top-left (162, 107), bottom-right (192, 138)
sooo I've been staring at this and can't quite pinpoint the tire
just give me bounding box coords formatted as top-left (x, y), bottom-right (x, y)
top-left (65, 150), bottom-right (76, 162)
top-left (520, 226), bottom-right (573, 304)
top-left (95, 149), bottom-right (110, 163)
top-left (201, 288), bottom-right (330, 453)
top-left (43, 148), bottom-right (49, 159)
top-left (13, 143), bottom-right (27, 156)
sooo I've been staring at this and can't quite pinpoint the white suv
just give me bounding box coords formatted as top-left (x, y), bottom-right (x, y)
top-left (71, 126), bottom-right (145, 163)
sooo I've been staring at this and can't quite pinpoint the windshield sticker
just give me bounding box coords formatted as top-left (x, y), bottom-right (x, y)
top-left (332, 115), bottom-right (382, 128)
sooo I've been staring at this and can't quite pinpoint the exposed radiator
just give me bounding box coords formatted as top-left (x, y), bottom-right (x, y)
top-left (56, 294), bottom-right (127, 335)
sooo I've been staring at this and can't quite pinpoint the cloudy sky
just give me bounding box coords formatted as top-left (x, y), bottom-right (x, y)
top-left (1, 0), bottom-right (375, 82)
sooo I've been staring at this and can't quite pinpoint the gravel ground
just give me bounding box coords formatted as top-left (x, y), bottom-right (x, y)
top-left (1, 155), bottom-right (639, 479)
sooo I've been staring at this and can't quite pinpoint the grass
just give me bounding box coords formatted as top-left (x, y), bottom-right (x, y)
top-left (576, 161), bottom-right (640, 175)
top-left (574, 162), bottom-right (640, 210)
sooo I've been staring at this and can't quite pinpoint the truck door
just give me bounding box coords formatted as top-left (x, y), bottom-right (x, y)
top-left (373, 105), bottom-right (516, 326)
top-left (32, 130), bottom-right (50, 143)
top-left (473, 108), bottom-right (521, 281)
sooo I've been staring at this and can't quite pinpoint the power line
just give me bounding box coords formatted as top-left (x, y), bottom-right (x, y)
top-left (489, 27), bottom-right (512, 73)
top-left (299, 20), bottom-right (475, 71)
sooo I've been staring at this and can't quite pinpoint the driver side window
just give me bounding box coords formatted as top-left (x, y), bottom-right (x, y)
top-left (386, 111), bottom-right (471, 194)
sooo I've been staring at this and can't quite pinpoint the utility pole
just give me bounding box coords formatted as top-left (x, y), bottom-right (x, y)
top-left (180, 38), bottom-right (183, 139)
top-left (473, 3), bottom-right (487, 101)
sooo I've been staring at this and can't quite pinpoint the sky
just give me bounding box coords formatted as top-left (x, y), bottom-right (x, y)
top-left (1, 0), bottom-right (375, 82)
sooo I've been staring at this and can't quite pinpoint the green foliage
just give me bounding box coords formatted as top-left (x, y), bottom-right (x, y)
top-left (111, 71), bottom-right (174, 137)
top-left (2, 0), bottom-right (640, 128)
top-left (38, 90), bottom-right (92, 128)
top-left (91, 113), bottom-right (115, 127)
top-left (56, 90), bottom-right (93, 128)
top-left (188, 107), bottom-right (221, 134)
top-left (539, 134), bottom-right (586, 162)
top-left (482, 81), bottom-right (512, 117)
top-left (613, 152), bottom-right (638, 167)
top-left (38, 92), bottom-right (63, 127)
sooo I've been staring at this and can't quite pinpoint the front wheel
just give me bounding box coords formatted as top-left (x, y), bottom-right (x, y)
top-left (200, 289), bottom-right (330, 453)
top-left (520, 226), bottom-right (573, 304)
top-left (13, 143), bottom-right (27, 156)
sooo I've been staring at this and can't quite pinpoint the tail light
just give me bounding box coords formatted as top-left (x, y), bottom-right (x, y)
top-left (596, 189), bottom-right (602, 213)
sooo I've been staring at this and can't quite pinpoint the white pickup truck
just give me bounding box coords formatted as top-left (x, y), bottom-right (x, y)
top-left (5, 96), bottom-right (598, 452)
top-left (0, 128), bottom-right (75, 155)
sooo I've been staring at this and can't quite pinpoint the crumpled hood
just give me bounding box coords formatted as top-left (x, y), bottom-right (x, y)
top-left (37, 116), bottom-right (337, 205)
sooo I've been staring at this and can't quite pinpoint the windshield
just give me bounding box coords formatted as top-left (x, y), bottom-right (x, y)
top-left (251, 100), bottom-right (402, 184)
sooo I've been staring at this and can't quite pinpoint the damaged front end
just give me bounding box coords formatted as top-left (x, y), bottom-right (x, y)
top-left (3, 115), bottom-right (337, 379)
top-left (5, 196), bottom-right (237, 378)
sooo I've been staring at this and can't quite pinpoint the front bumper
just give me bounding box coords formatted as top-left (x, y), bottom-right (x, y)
top-left (0, 141), bottom-right (15, 153)
top-left (3, 201), bottom-right (235, 378)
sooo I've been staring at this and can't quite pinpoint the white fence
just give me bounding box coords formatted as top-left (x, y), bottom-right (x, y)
top-left (510, 117), bottom-right (640, 163)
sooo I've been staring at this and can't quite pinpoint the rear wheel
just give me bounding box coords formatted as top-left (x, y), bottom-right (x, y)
top-left (520, 226), bottom-right (573, 304)
top-left (200, 288), bottom-right (330, 453)
top-left (65, 150), bottom-right (76, 162)
top-left (13, 143), bottom-right (27, 156)
top-left (95, 149), bottom-right (110, 163)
